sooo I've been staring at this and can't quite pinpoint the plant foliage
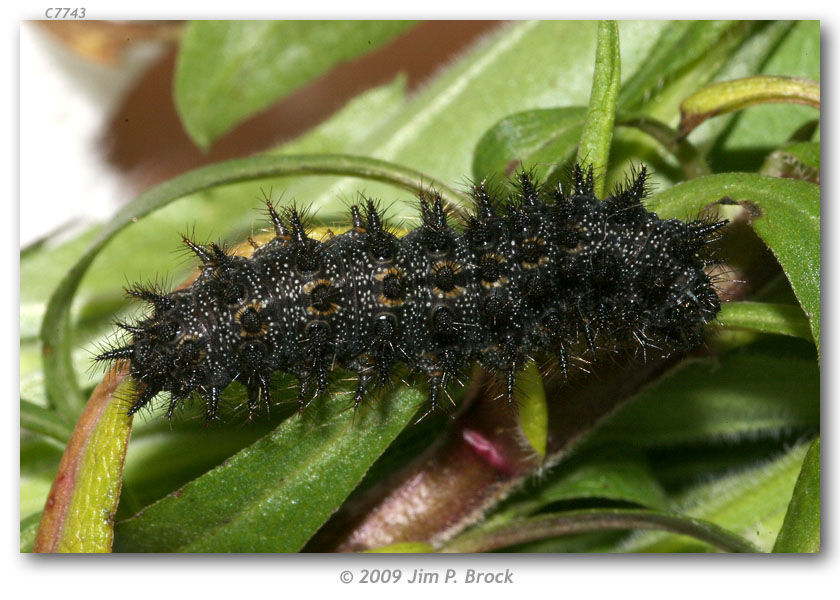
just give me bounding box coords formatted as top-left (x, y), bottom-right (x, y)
top-left (21, 20), bottom-right (819, 553)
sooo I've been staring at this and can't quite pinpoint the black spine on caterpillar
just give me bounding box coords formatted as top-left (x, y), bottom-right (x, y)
top-left (96, 165), bottom-right (727, 421)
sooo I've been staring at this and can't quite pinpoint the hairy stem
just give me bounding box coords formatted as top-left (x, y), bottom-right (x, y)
top-left (440, 509), bottom-right (762, 553)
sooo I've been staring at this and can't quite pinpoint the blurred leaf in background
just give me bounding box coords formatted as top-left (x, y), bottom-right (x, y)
top-left (175, 21), bottom-right (414, 148)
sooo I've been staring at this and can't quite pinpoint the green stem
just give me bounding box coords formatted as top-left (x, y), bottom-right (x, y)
top-left (679, 75), bottom-right (820, 137)
top-left (617, 115), bottom-right (711, 179)
top-left (576, 20), bottom-right (620, 197)
top-left (20, 398), bottom-right (73, 444)
top-left (39, 154), bottom-right (469, 417)
top-left (718, 302), bottom-right (813, 342)
top-left (440, 508), bottom-right (762, 553)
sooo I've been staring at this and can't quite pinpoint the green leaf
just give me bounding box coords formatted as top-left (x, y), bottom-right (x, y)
top-left (614, 441), bottom-right (811, 552)
top-left (295, 21), bottom-right (669, 220)
top-left (773, 437), bottom-right (820, 552)
top-left (114, 385), bottom-right (425, 552)
top-left (471, 107), bottom-right (586, 181)
top-left (592, 350), bottom-right (819, 447)
top-left (492, 447), bottom-right (667, 523)
top-left (471, 21), bottom-right (756, 191)
top-left (718, 302), bottom-right (813, 341)
top-left (516, 362), bottom-right (547, 457)
top-left (442, 508), bottom-right (760, 553)
top-left (650, 173), bottom-right (820, 353)
top-left (577, 20), bottom-right (620, 197)
top-left (679, 75), bottom-right (820, 137)
top-left (121, 426), bottom-right (278, 512)
top-left (535, 449), bottom-right (668, 509)
top-left (617, 21), bottom-right (753, 114)
top-left (175, 21), bottom-right (412, 148)
top-left (472, 110), bottom-right (711, 189)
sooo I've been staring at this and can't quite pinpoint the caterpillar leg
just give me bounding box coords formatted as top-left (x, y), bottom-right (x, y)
top-left (352, 371), bottom-right (375, 409)
top-left (166, 395), bottom-right (179, 420)
top-left (504, 368), bottom-right (517, 405)
top-left (421, 372), bottom-right (446, 421)
top-left (296, 376), bottom-right (311, 412)
top-left (204, 387), bottom-right (221, 422)
top-left (246, 372), bottom-right (271, 419)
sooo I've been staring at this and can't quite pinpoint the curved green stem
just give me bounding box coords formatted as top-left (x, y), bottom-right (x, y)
top-left (39, 154), bottom-right (469, 417)
top-left (679, 75), bottom-right (820, 137)
top-left (20, 398), bottom-right (73, 444)
top-left (440, 508), bottom-right (762, 553)
top-left (617, 115), bottom-right (712, 179)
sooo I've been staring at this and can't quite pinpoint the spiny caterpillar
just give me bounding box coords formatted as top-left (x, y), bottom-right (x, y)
top-left (96, 165), bottom-right (727, 421)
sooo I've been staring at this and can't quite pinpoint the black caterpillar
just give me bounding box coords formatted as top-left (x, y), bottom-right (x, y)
top-left (96, 165), bottom-right (726, 421)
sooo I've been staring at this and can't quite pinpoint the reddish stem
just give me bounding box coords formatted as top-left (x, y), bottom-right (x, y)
top-left (34, 366), bottom-right (130, 552)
